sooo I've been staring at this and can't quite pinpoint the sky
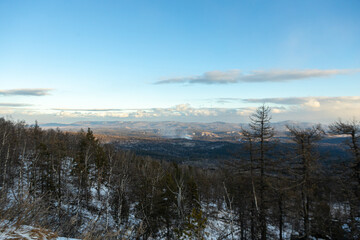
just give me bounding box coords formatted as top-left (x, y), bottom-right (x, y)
top-left (1, 0), bottom-right (360, 124)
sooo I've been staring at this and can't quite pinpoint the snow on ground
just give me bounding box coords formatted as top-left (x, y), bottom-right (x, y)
top-left (56, 238), bottom-right (79, 240)
top-left (0, 223), bottom-right (79, 240)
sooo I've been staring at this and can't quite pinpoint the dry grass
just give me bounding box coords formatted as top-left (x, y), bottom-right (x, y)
top-left (0, 225), bottom-right (58, 240)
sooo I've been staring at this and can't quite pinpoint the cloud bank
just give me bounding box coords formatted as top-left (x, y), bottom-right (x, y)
top-left (0, 88), bottom-right (52, 96)
top-left (2, 96), bottom-right (360, 124)
top-left (242, 96), bottom-right (360, 107)
top-left (156, 69), bottom-right (357, 85)
top-left (53, 104), bottom-right (235, 119)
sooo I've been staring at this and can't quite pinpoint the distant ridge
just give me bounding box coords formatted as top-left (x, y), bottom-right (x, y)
top-left (40, 123), bottom-right (76, 127)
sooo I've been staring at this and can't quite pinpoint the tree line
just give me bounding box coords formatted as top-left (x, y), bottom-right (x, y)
top-left (0, 106), bottom-right (359, 239)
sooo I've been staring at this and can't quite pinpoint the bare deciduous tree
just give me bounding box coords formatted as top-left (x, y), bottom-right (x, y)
top-left (245, 105), bottom-right (274, 240)
top-left (287, 124), bottom-right (324, 239)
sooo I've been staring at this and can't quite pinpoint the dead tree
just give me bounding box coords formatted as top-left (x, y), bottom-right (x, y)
top-left (245, 105), bottom-right (274, 240)
top-left (329, 119), bottom-right (360, 237)
top-left (287, 124), bottom-right (324, 239)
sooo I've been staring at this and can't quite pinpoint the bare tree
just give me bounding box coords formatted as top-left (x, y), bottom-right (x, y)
top-left (329, 119), bottom-right (360, 237)
top-left (329, 119), bottom-right (360, 185)
top-left (240, 128), bottom-right (259, 239)
top-left (286, 124), bottom-right (324, 239)
top-left (245, 105), bottom-right (274, 240)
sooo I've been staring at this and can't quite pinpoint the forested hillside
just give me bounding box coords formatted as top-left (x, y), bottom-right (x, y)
top-left (0, 107), bottom-right (359, 239)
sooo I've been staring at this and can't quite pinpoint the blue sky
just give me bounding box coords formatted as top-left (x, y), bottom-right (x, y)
top-left (1, 0), bottom-right (360, 123)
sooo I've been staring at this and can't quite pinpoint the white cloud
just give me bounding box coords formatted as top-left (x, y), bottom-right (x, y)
top-left (272, 107), bottom-right (287, 113)
top-left (303, 99), bottom-right (321, 108)
top-left (240, 96), bottom-right (360, 122)
top-left (243, 96), bottom-right (360, 107)
top-left (50, 104), bottom-right (224, 119)
top-left (0, 103), bottom-right (33, 107)
top-left (0, 88), bottom-right (53, 96)
top-left (175, 104), bottom-right (191, 112)
top-left (3, 96), bottom-right (360, 124)
top-left (156, 69), bottom-right (358, 85)
top-left (236, 107), bottom-right (257, 116)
